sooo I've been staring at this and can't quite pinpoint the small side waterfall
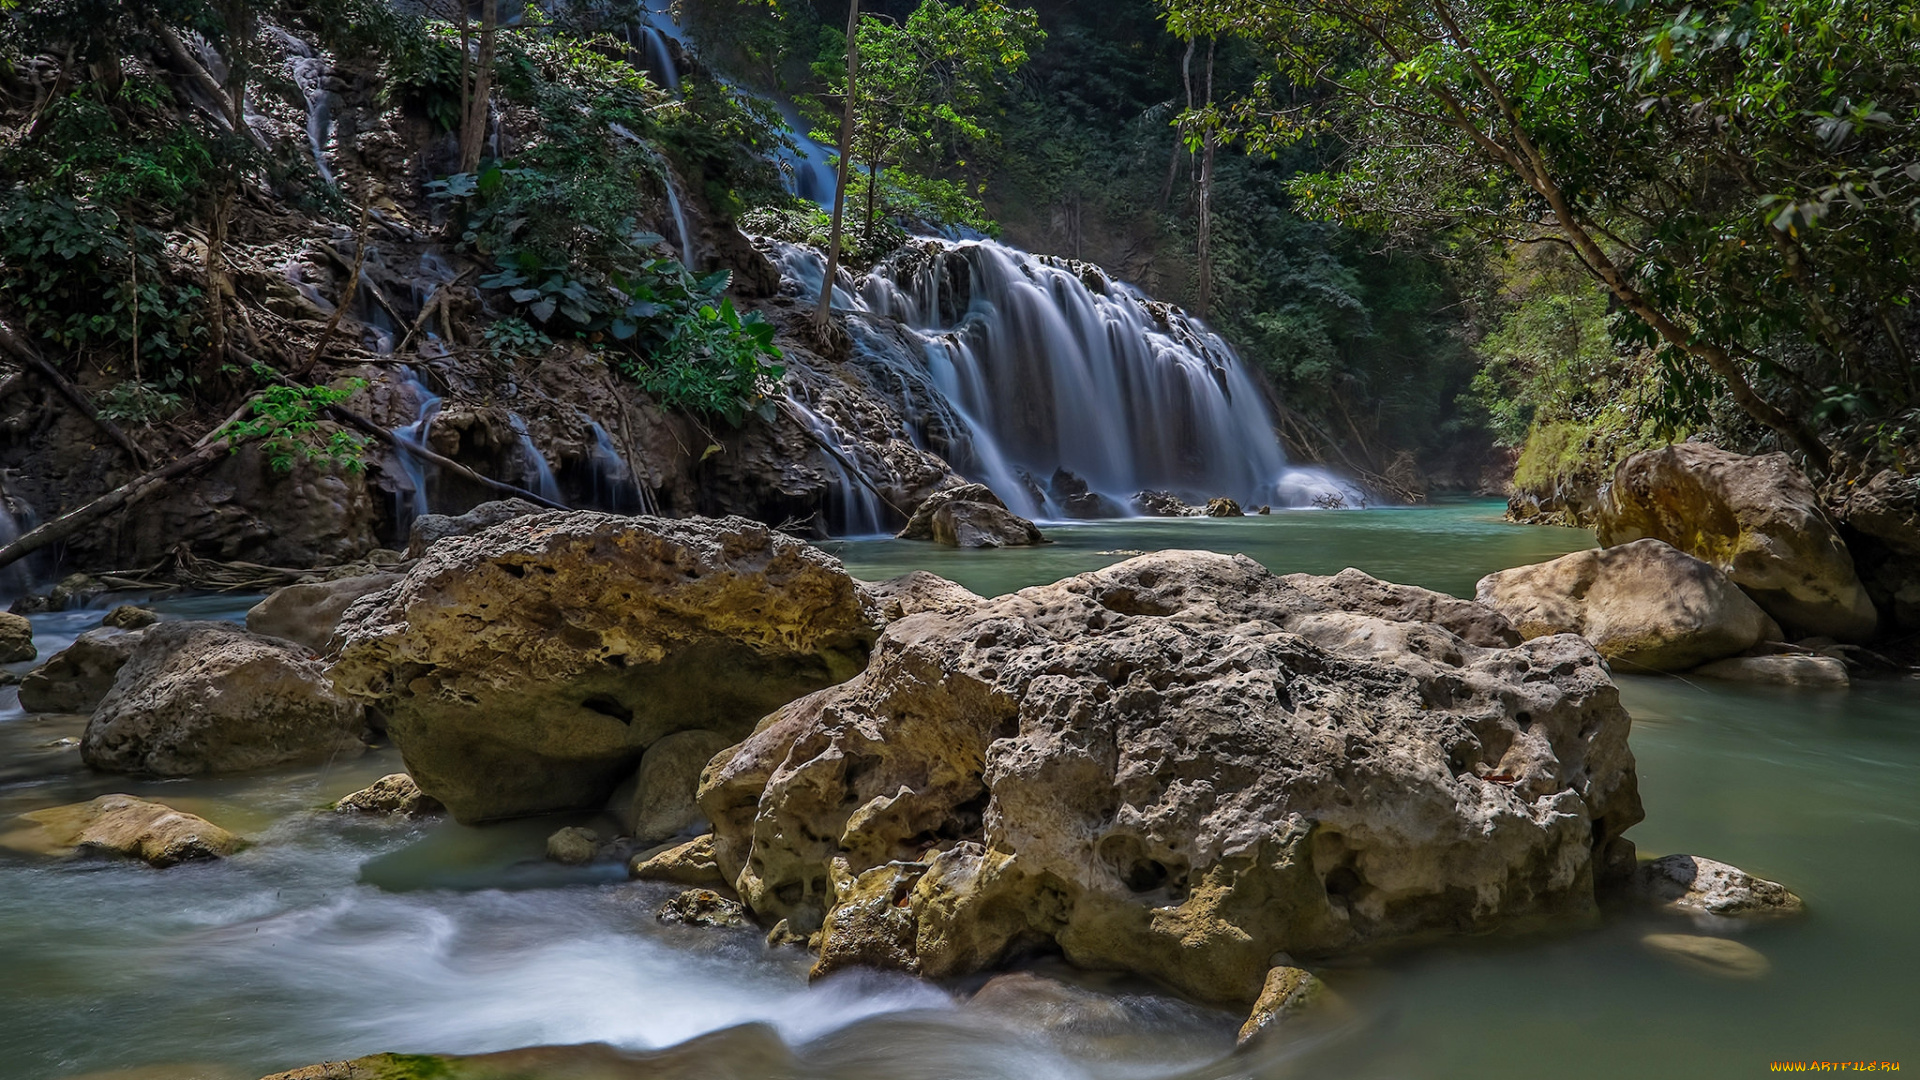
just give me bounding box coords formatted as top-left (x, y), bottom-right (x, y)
top-left (785, 398), bottom-right (887, 536)
top-left (586, 421), bottom-right (656, 514)
top-left (508, 413), bottom-right (563, 504)
top-left (390, 367), bottom-right (443, 529)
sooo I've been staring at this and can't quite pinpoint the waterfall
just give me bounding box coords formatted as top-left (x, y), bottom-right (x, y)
top-left (767, 240), bottom-right (1360, 517)
top-left (785, 398), bottom-right (886, 537)
top-left (586, 421), bottom-right (656, 515)
top-left (508, 413), bottom-right (563, 504)
top-left (389, 367), bottom-right (443, 530)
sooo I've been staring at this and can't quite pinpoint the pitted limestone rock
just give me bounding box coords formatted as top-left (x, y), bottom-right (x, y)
top-left (702, 550), bottom-right (1641, 1004)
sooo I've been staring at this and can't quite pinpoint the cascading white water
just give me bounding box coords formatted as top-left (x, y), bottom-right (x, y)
top-left (390, 367), bottom-right (443, 529)
top-left (769, 240), bottom-right (1362, 516)
top-left (586, 420), bottom-right (655, 514)
top-left (508, 413), bottom-right (563, 504)
top-left (784, 398), bottom-right (887, 537)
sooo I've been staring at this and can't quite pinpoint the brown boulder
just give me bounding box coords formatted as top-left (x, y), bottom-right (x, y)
top-left (330, 513), bottom-right (880, 822)
top-left (0, 611), bottom-right (36, 663)
top-left (246, 573), bottom-right (403, 654)
top-left (83, 622), bottom-right (368, 776)
top-left (608, 729), bottom-right (736, 844)
top-left (930, 500), bottom-right (1045, 548)
top-left (1597, 444), bottom-right (1877, 641)
top-left (2, 794), bottom-right (241, 867)
top-left (18, 627), bottom-right (145, 714)
top-left (333, 773), bottom-right (443, 818)
top-left (896, 483), bottom-right (1006, 541)
top-left (702, 551), bottom-right (1640, 1004)
top-left (1475, 539), bottom-right (1778, 671)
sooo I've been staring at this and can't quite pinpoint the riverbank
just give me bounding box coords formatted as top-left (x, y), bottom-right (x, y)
top-left (1, 504), bottom-right (1914, 1080)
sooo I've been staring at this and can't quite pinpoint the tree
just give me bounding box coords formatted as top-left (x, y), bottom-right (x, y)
top-left (811, 0), bottom-right (1043, 241)
top-left (1163, 0), bottom-right (1920, 472)
top-left (816, 0), bottom-right (861, 335)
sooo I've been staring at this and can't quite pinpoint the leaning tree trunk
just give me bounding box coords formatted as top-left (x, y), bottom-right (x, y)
top-left (814, 0), bottom-right (862, 334)
top-left (459, 0), bottom-right (499, 174)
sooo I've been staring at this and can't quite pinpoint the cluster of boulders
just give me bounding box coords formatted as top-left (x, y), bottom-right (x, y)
top-left (1481, 443), bottom-right (1893, 687)
top-left (3, 491), bottom-right (1814, 1033)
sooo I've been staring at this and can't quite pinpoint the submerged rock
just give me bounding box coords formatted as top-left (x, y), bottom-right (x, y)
top-left (1641, 933), bottom-right (1770, 979)
top-left (246, 573), bottom-right (403, 654)
top-left (1598, 444), bottom-right (1877, 641)
top-left (1131, 490), bottom-right (1201, 517)
top-left (18, 626), bottom-right (145, 714)
top-left (1632, 854), bottom-right (1805, 920)
top-left (330, 513), bottom-right (880, 822)
top-left (1205, 497), bottom-right (1244, 517)
top-left (1475, 539), bottom-right (1776, 671)
top-left (702, 551), bottom-right (1641, 1004)
top-left (3, 794), bottom-right (241, 867)
top-left (1237, 964), bottom-right (1329, 1045)
top-left (1692, 654), bottom-right (1850, 688)
top-left (333, 774), bottom-right (443, 818)
top-left (83, 622), bottom-right (368, 776)
top-left (0, 610), bottom-right (35, 663)
top-left (404, 498), bottom-right (546, 558)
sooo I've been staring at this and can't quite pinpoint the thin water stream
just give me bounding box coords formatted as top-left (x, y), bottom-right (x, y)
top-left (1, 503), bottom-right (1914, 1079)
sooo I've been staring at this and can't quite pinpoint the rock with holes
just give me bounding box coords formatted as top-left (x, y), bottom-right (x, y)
top-left (18, 627), bottom-right (146, 714)
top-left (1475, 539), bottom-right (1778, 671)
top-left (330, 513), bottom-right (881, 822)
top-left (404, 498), bottom-right (548, 559)
top-left (1597, 444), bottom-right (1877, 641)
top-left (0, 611), bottom-right (36, 663)
top-left (701, 550), bottom-right (1641, 1005)
top-left (1632, 854), bottom-right (1805, 920)
top-left (862, 571), bottom-right (985, 622)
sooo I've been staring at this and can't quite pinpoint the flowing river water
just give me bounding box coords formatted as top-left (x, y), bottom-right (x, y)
top-left (1, 501), bottom-right (1915, 1080)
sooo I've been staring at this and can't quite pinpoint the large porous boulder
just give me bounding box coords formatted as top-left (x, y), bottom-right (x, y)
top-left (1285, 567), bottom-right (1521, 647)
top-left (862, 571), bottom-right (984, 621)
top-left (330, 513), bottom-right (881, 823)
top-left (17, 627), bottom-right (146, 713)
top-left (897, 483), bottom-right (1044, 548)
top-left (246, 573), bottom-right (404, 654)
top-left (404, 498), bottom-right (546, 558)
top-left (0, 611), bottom-right (36, 663)
top-left (1, 794), bottom-right (241, 866)
top-left (701, 551), bottom-right (1641, 1004)
top-left (1475, 539), bottom-right (1777, 671)
top-left (81, 622), bottom-right (368, 775)
top-left (1597, 444), bottom-right (1877, 641)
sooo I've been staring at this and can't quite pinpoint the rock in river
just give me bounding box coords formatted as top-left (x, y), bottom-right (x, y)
top-left (1, 794), bottom-right (241, 867)
top-left (701, 551), bottom-right (1641, 1004)
top-left (1597, 444), bottom-right (1877, 641)
top-left (1475, 538), bottom-right (1777, 671)
top-left (897, 483), bottom-right (1045, 548)
top-left (330, 513), bottom-right (881, 822)
top-left (333, 773), bottom-right (443, 818)
top-left (1641, 933), bottom-right (1771, 979)
top-left (1632, 854), bottom-right (1805, 920)
top-left (18, 626), bottom-right (147, 714)
top-left (1692, 654), bottom-right (1850, 688)
top-left (0, 610), bottom-right (36, 663)
top-left (83, 622), bottom-right (368, 776)
top-left (246, 573), bottom-right (403, 654)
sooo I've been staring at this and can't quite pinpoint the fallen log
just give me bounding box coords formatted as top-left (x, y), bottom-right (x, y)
top-left (0, 437), bottom-right (240, 573)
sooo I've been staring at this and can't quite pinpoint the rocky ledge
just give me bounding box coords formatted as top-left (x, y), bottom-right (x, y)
top-left (700, 550), bottom-right (1642, 1005)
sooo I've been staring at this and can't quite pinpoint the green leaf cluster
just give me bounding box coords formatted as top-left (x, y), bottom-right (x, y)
top-left (219, 374), bottom-right (370, 474)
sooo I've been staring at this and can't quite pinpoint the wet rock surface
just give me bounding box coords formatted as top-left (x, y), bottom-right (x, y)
top-left (1598, 444), bottom-right (1877, 641)
top-left (0, 610), bottom-right (35, 663)
top-left (330, 513), bottom-right (881, 822)
top-left (18, 627), bottom-right (146, 714)
top-left (608, 728), bottom-right (736, 844)
top-left (1131, 490), bottom-right (1202, 517)
top-left (333, 773), bottom-right (443, 818)
top-left (1, 794), bottom-right (241, 867)
top-left (897, 483), bottom-right (1045, 547)
top-left (1205, 497), bottom-right (1244, 517)
top-left (1632, 854), bottom-right (1806, 920)
top-left (246, 573), bottom-right (405, 654)
top-left (1692, 654), bottom-right (1850, 687)
top-left (702, 550), bottom-right (1641, 1004)
top-left (629, 834), bottom-right (728, 888)
top-left (862, 571), bottom-right (985, 621)
top-left (1475, 539), bottom-right (1777, 671)
top-left (657, 888), bottom-right (750, 929)
top-left (83, 622), bottom-right (368, 776)
top-left (1640, 933), bottom-right (1770, 979)
top-left (404, 499), bottom-right (546, 559)
top-left (1237, 964), bottom-right (1329, 1044)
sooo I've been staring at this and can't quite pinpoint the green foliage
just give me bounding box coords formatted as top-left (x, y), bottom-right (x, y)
top-left (608, 295), bottom-right (785, 425)
top-left (0, 190), bottom-right (204, 367)
top-left (94, 376), bottom-right (188, 423)
top-left (219, 375), bottom-right (370, 474)
top-left (480, 317), bottom-right (551, 361)
top-left (807, 0), bottom-right (1043, 237)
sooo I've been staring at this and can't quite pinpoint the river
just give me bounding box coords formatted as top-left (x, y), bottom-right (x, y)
top-left (0, 501), bottom-right (1914, 1079)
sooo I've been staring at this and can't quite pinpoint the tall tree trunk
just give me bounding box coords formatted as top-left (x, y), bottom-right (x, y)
top-left (459, 0), bottom-right (498, 174)
top-left (814, 0), bottom-right (862, 334)
top-left (1196, 39), bottom-right (1217, 318)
